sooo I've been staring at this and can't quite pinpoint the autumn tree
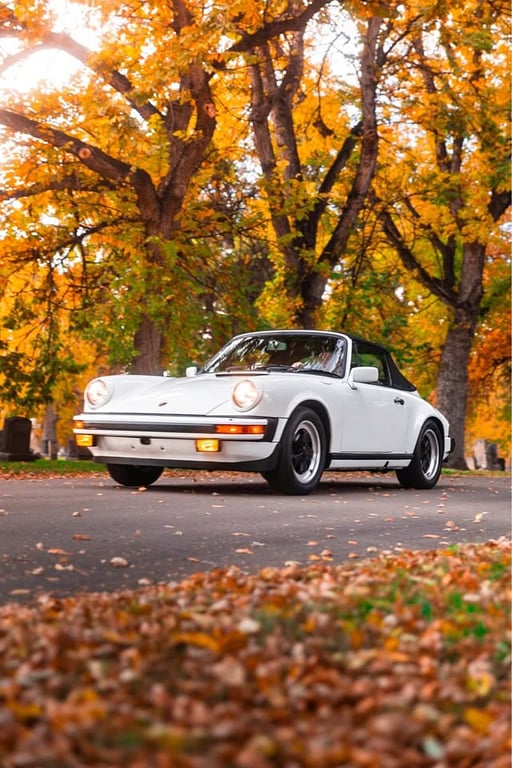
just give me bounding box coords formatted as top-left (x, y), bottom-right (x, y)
top-left (232, 8), bottom-right (383, 327)
top-left (0, 0), bottom-right (342, 383)
top-left (0, 247), bottom-right (104, 449)
top-left (0, 0), bottom-right (220, 375)
top-left (0, 0), bottom-right (509, 463)
top-left (466, 238), bottom-right (511, 457)
top-left (367, 0), bottom-right (511, 467)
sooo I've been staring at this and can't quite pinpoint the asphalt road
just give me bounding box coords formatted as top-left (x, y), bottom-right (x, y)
top-left (0, 471), bottom-right (510, 603)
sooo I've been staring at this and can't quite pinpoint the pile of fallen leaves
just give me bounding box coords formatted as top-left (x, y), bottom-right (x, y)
top-left (0, 541), bottom-right (509, 768)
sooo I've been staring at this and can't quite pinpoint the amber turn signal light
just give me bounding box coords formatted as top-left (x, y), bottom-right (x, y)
top-left (76, 434), bottom-right (95, 447)
top-left (195, 439), bottom-right (220, 453)
top-left (215, 424), bottom-right (264, 435)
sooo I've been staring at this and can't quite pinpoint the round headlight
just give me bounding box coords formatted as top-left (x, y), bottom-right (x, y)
top-left (85, 378), bottom-right (110, 408)
top-left (232, 379), bottom-right (262, 411)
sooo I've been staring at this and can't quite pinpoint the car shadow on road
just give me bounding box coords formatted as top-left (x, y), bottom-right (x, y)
top-left (136, 471), bottom-right (410, 496)
top-left (114, 471), bottom-right (506, 497)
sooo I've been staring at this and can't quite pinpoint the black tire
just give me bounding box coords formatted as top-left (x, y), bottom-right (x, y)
top-left (106, 463), bottom-right (163, 487)
top-left (263, 407), bottom-right (326, 495)
top-left (396, 421), bottom-right (443, 490)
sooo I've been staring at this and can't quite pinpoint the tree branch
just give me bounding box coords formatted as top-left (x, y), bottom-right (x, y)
top-left (229, 0), bottom-right (334, 53)
top-left (379, 206), bottom-right (459, 306)
top-left (44, 32), bottom-right (162, 122)
top-left (0, 173), bottom-right (116, 202)
top-left (301, 121), bottom-right (362, 246)
top-left (0, 108), bottom-right (131, 182)
top-left (489, 188), bottom-right (511, 222)
top-left (0, 109), bottom-right (163, 228)
top-left (0, 14), bottom-right (161, 123)
top-left (321, 17), bottom-right (382, 266)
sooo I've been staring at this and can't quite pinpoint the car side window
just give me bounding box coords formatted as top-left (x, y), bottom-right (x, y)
top-left (351, 342), bottom-right (391, 386)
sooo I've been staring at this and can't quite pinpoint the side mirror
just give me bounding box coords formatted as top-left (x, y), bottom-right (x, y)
top-left (348, 366), bottom-right (379, 389)
top-left (185, 366), bottom-right (198, 377)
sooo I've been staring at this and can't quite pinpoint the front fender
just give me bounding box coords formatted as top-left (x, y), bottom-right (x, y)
top-left (208, 374), bottom-right (336, 439)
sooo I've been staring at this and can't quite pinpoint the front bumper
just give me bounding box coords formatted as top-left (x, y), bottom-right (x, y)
top-left (73, 413), bottom-right (281, 471)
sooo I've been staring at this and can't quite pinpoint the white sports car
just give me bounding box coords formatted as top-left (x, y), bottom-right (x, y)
top-left (73, 330), bottom-right (454, 494)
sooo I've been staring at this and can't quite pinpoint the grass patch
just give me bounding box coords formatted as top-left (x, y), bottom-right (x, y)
top-left (0, 458), bottom-right (105, 476)
top-left (1, 461), bottom-right (508, 480)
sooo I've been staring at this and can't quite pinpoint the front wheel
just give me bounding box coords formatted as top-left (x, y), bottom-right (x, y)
top-left (396, 421), bottom-right (443, 490)
top-left (106, 463), bottom-right (163, 487)
top-left (263, 407), bottom-right (326, 495)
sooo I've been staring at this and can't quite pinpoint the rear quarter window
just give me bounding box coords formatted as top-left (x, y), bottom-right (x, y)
top-left (351, 343), bottom-right (391, 386)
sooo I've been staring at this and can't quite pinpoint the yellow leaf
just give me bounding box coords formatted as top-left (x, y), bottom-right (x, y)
top-left (463, 707), bottom-right (493, 733)
top-left (171, 631), bottom-right (220, 653)
top-left (9, 702), bottom-right (43, 722)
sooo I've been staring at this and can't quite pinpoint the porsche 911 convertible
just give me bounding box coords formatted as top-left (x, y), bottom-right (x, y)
top-left (73, 330), bottom-right (454, 494)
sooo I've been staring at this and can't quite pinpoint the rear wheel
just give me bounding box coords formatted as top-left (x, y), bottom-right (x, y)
top-left (396, 421), bottom-right (443, 490)
top-left (106, 463), bottom-right (163, 487)
top-left (263, 407), bottom-right (326, 495)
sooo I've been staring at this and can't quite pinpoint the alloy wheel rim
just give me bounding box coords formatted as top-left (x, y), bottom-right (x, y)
top-left (420, 429), bottom-right (440, 479)
top-left (291, 420), bottom-right (321, 481)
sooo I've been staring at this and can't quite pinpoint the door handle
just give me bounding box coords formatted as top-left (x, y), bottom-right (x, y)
top-left (394, 397), bottom-right (405, 405)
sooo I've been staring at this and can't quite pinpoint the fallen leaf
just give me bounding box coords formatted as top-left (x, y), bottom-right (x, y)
top-left (0, 540), bottom-right (509, 768)
top-left (110, 557), bottom-right (129, 567)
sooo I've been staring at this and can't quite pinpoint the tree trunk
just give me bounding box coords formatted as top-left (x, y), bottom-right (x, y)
top-left (42, 401), bottom-right (58, 459)
top-left (132, 315), bottom-right (163, 374)
top-left (436, 313), bottom-right (476, 468)
top-left (436, 240), bottom-right (484, 468)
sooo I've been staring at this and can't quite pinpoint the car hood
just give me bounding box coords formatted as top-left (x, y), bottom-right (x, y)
top-left (94, 373), bottom-right (250, 416)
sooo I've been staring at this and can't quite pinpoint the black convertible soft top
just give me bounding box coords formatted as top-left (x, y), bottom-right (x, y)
top-left (386, 354), bottom-right (417, 392)
top-left (348, 334), bottom-right (417, 392)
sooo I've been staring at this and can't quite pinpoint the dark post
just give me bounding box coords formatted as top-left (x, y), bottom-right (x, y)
top-left (0, 417), bottom-right (37, 461)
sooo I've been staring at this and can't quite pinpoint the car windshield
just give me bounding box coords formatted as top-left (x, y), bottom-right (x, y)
top-left (202, 334), bottom-right (347, 377)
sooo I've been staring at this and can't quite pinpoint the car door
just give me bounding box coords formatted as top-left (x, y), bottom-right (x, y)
top-left (339, 342), bottom-right (410, 455)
